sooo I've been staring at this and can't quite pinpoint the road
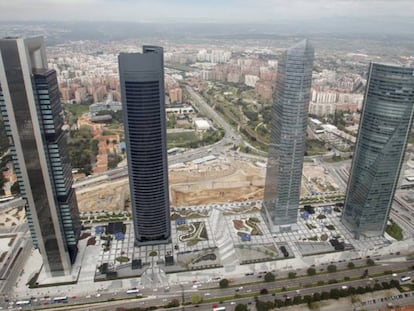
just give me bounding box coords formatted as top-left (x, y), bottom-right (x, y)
top-left (12, 258), bottom-right (414, 311)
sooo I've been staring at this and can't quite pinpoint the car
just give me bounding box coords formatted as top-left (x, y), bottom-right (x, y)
top-left (392, 273), bottom-right (398, 277)
top-left (230, 302), bottom-right (235, 305)
top-left (238, 286), bottom-right (244, 290)
top-left (204, 293), bottom-right (210, 296)
top-left (212, 304), bottom-right (218, 308)
top-left (341, 286), bottom-right (348, 290)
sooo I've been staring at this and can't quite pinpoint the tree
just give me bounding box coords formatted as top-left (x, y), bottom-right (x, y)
top-left (293, 295), bottom-right (302, 304)
top-left (260, 288), bottom-right (268, 295)
top-left (347, 262), bottom-right (355, 269)
top-left (10, 181), bottom-right (20, 195)
top-left (167, 299), bottom-right (180, 307)
top-left (219, 278), bottom-right (229, 288)
top-left (235, 304), bottom-right (248, 311)
top-left (367, 258), bottom-right (375, 266)
top-left (303, 295), bottom-right (313, 304)
top-left (288, 272), bottom-right (296, 279)
top-left (264, 272), bottom-right (275, 282)
top-left (321, 291), bottom-right (330, 300)
top-left (327, 264), bottom-right (337, 273)
top-left (0, 173), bottom-right (6, 195)
top-left (312, 292), bottom-right (321, 301)
top-left (307, 267), bottom-right (316, 276)
top-left (256, 300), bottom-right (269, 311)
top-left (373, 283), bottom-right (383, 291)
top-left (274, 299), bottom-right (284, 308)
top-left (329, 288), bottom-right (340, 299)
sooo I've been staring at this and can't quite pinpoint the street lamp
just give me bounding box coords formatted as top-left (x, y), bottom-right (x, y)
top-left (179, 284), bottom-right (184, 311)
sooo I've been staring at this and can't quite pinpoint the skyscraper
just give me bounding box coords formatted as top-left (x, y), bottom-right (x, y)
top-left (342, 63), bottom-right (414, 239)
top-left (262, 40), bottom-right (314, 233)
top-left (119, 46), bottom-right (171, 246)
top-left (0, 37), bottom-right (80, 276)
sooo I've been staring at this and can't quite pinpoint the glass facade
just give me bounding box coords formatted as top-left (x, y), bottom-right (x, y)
top-left (0, 37), bottom-right (80, 275)
top-left (262, 40), bottom-right (314, 232)
top-left (119, 46), bottom-right (171, 245)
top-left (342, 63), bottom-right (414, 238)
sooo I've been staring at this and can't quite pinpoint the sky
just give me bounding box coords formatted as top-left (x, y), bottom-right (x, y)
top-left (1, 0), bottom-right (414, 23)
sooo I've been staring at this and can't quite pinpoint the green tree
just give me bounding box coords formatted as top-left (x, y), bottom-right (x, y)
top-left (10, 181), bottom-right (20, 195)
top-left (260, 288), bottom-right (268, 295)
top-left (255, 300), bottom-right (269, 311)
top-left (321, 291), bottom-right (330, 300)
top-left (219, 278), bottom-right (229, 288)
top-left (347, 262), bottom-right (355, 269)
top-left (366, 258), bottom-right (375, 266)
top-left (288, 272), bottom-right (296, 279)
top-left (264, 272), bottom-right (275, 282)
top-left (293, 295), bottom-right (302, 304)
top-left (235, 304), bottom-right (248, 311)
top-left (274, 299), bottom-right (284, 308)
top-left (329, 288), bottom-right (340, 299)
top-left (313, 292), bottom-right (321, 301)
top-left (307, 267), bottom-right (316, 276)
top-left (167, 299), bottom-right (180, 307)
top-left (0, 173), bottom-right (6, 195)
top-left (327, 264), bottom-right (337, 273)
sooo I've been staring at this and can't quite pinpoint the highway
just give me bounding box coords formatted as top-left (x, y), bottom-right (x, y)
top-left (12, 258), bottom-right (414, 310)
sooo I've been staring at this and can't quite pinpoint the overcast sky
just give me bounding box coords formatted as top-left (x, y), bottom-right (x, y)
top-left (1, 0), bottom-right (413, 23)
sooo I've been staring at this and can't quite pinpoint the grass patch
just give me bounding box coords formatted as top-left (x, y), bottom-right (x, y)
top-left (386, 221), bottom-right (403, 241)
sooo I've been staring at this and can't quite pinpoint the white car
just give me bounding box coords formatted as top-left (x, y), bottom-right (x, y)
top-left (230, 302), bottom-right (236, 305)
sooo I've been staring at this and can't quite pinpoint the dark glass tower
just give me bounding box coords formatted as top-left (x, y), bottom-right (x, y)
top-left (262, 40), bottom-right (314, 233)
top-left (119, 46), bottom-right (171, 246)
top-left (0, 37), bottom-right (80, 276)
top-left (342, 63), bottom-right (414, 238)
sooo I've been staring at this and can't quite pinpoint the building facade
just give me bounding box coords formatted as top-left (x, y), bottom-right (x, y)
top-left (262, 40), bottom-right (314, 232)
top-left (118, 46), bottom-right (171, 245)
top-left (0, 37), bottom-right (80, 276)
top-left (341, 63), bottom-right (414, 238)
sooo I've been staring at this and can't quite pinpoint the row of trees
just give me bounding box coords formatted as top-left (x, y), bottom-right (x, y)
top-left (115, 279), bottom-right (402, 311)
top-left (250, 279), bottom-right (401, 311)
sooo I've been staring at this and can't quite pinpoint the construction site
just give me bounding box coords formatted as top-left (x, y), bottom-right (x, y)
top-left (73, 154), bottom-right (343, 213)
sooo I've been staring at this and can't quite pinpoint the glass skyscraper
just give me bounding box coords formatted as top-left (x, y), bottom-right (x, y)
top-left (342, 63), bottom-right (414, 238)
top-left (0, 37), bottom-right (80, 276)
top-left (262, 39), bottom-right (314, 233)
top-left (119, 46), bottom-right (171, 246)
